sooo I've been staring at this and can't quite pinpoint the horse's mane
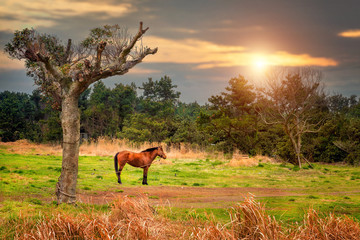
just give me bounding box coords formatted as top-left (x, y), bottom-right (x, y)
top-left (141, 147), bottom-right (159, 152)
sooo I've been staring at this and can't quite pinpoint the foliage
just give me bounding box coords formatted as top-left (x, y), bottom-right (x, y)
top-left (119, 76), bottom-right (208, 144)
top-left (0, 91), bottom-right (41, 142)
top-left (139, 75), bottom-right (180, 104)
top-left (198, 75), bottom-right (260, 154)
top-left (83, 81), bottom-right (137, 139)
top-left (308, 94), bottom-right (360, 164)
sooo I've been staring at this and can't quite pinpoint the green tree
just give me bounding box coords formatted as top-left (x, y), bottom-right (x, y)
top-left (175, 102), bottom-right (203, 120)
top-left (325, 95), bottom-right (360, 165)
top-left (140, 75), bottom-right (180, 103)
top-left (110, 82), bottom-right (137, 131)
top-left (5, 22), bottom-right (157, 204)
top-left (39, 109), bottom-right (62, 142)
top-left (120, 113), bottom-right (171, 142)
top-left (83, 81), bottom-right (137, 139)
top-left (198, 75), bottom-right (259, 154)
top-left (0, 91), bottom-right (45, 142)
top-left (171, 118), bottom-right (209, 145)
top-left (137, 76), bottom-right (180, 118)
top-left (172, 102), bottom-right (210, 145)
top-left (83, 81), bottom-right (113, 138)
top-left (120, 76), bottom-right (181, 143)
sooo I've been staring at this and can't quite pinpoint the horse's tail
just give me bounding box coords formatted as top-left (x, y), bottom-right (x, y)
top-left (114, 152), bottom-right (120, 174)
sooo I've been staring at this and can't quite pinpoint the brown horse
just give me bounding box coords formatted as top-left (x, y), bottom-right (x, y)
top-left (114, 146), bottom-right (167, 185)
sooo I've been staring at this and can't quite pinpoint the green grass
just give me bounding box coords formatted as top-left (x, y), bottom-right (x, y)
top-left (157, 206), bottom-right (230, 223)
top-left (1, 151), bottom-right (360, 224)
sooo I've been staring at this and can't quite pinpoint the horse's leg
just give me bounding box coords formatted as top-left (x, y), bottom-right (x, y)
top-left (117, 162), bottom-right (127, 184)
top-left (116, 170), bottom-right (121, 184)
top-left (142, 166), bottom-right (149, 185)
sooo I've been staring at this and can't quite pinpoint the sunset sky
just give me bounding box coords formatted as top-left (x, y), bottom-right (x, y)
top-left (0, 0), bottom-right (359, 103)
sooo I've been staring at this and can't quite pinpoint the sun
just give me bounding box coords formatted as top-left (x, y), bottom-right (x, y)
top-left (253, 56), bottom-right (268, 71)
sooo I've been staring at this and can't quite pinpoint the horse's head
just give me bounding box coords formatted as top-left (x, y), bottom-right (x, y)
top-left (157, 146), bottom-right (167, 159)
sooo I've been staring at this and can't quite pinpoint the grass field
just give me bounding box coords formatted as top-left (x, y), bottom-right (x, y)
top-left (1, 142), bottom-right (360, 239)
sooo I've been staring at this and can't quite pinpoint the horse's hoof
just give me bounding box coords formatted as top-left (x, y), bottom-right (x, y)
top-left (142, 183), bottom-right (148, 185)
top-left (118, 181), bottom-right (122, 184)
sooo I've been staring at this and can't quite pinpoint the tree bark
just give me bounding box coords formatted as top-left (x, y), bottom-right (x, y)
top-left (296, 134), bottom-right (302, 168)
top-left (56, 95), bottom-right (80, 204)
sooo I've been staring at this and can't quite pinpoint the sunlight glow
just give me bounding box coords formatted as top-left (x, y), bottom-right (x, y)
top-left (338, 29), bottom-right (360, 38)
top-left (144, 36), bottom-right (338, 69)
top-left (253, 56), bottom-right (268, 71)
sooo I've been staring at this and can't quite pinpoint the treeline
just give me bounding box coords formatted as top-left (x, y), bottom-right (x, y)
top-left (1, 74), bottom-right (359, 165)
top-left (0, 76), bottom-right (207, 144)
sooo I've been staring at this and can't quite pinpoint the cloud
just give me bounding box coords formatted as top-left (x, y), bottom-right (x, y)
top-left (261, 51), bottom-right (338, 67)
top-left (144, 36), bottom-right (338, 69)
top-left (0, 0), bottom-right (134, 31)
top-left (128, 67), bottom-right (161, 75)
top-left (338, 29), bottom-right (360, 38)
top-left (169, 28), bottom-right (199, 34)
top-left (143, 36), bottom-right (246, 65)
top-left (0, 52), bottom-right (24, 71)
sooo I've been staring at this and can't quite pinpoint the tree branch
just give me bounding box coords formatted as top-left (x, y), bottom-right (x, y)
top-left (74, 22), bottom-right (157, 95)
top-left (256, 109), bottom-right (282, 125)
top-left (35, 53), bottom-right (63, 80)
top-left (118, 22), bottom-right (151, 64)
top-left (63, 39), bottom-right (72, 64)
top-left (95, 41), bottom-right (107, 71)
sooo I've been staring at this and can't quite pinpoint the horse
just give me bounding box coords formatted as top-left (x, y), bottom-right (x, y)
top-left (114, 146), bottom-right (167, 185)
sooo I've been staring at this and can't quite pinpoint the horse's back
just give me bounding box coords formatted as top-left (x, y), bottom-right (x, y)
top-left (117, 150), bottom-right (141, 161)
top-left (116, 151), bottom-right (131, 162)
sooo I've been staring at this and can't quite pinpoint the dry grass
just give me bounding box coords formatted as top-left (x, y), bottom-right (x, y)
top-left (0, 139), bottom-right (62, 156)
top-left (231, 195), bottom-right (286, 240)
top-left (228, 151), bottom-right (278, 167)
top-left (8, 196), bottom-right (175, 240)
top-left (0, 138), bottom-right (277, 166)
top-left (289, 209), bottom-right (360, 240)
top-left (3, 195), bottom-right (359, 240)
top-left (79, 138), bottom-right (215, 160)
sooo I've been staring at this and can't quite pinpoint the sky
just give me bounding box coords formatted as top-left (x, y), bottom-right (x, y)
top-left (0, 0), bottom-right (359, 104)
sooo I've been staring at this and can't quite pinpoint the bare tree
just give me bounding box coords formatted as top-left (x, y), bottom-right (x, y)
top-left (258, 67), bottom-right (325, 167)
top-left (5, 22), bottom-right (157, 204)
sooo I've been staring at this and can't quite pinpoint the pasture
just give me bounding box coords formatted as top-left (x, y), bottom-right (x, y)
top-left (0, 142), bottom-right (360, 238)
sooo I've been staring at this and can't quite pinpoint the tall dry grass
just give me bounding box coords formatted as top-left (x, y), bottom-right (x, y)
top-left (0, 138), bottom-right (277, 165)
top-left (79, 137), bottom-right (219, 160)
top-left (231, 195), bottom-right (285, 239)
top-left (289, 208), bottom-right (360, 239)
top-left (0, 139), bottom-right (62, 156)
top-left (8, 196), bottom-right (174, 240)
top-left (3, 195), bottom-right (359, 240)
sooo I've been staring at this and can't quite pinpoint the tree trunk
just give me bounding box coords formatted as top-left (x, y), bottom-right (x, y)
top-left (296, 134), bottom-right (302, 168)
top-left (288, 130), bottom-right (302, 168)
top-left (56, 95), bottom-right (80, 204)
top-left (295, 147), bottom-right (302, 168)
top-left (290, 134), bottom-right (302, 168)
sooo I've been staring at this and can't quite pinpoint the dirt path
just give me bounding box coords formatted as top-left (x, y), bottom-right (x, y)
top-left (78, 186), bottom-right (301, 208)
